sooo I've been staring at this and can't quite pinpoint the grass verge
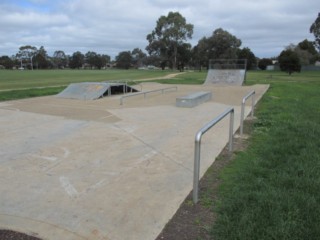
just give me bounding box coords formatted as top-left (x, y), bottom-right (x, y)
top-left (0, 69), bottom-right (175, 90)
top-left (212, 80), bottom-right (320, 239)
top-left (0, 86), bottom-right (65, 101)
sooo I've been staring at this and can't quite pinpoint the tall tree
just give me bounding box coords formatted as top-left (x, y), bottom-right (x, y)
top-left (85, 51), bottom-right (98, 69)
top-left (69, 51), bottom-right (84, 69)
top-left (297, 39), bottom-right (319, 64)
top-left (176, 43), bottom-right (192, 71)
top-left (310, 12), bottom-right (320, 52)
top-left (298, 39), bottom-right (318, 55)
top-left (0, 56), bottom-right (14, 69)
top-left (102, 54), bottom-right (111, 64)
top-left (95, 54), bottom-right (108, 69)
top-left (192, 38), bottom-right (209, 71)
top-left (17, 45), bottom-right (37, 70)
top-left (33, 46), bottom-right (49, 69)
top-left (53, 50), bottom-right (67, 69)
top-left (131, 48), bottom-right (147, 68)
top-left (278, 49), bottom-right (301, 75)
top-left (193, 28), bottom-right (242, 68)
top-left (207, 28), bottom-right (242, 59)
top-left (146, 11), bottom-right (193, 70)
top-left (237, 47), bottom-right (257, 70)
top-left (116, 51), bottom-right (132, 69)
top-left (285, 42), bottom-right (318, 65)
top-left (84, 52), bottom-right (109, 69)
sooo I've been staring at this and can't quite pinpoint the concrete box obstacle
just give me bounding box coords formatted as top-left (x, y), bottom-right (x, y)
top-left (176, 91), bottom-right (212, 108)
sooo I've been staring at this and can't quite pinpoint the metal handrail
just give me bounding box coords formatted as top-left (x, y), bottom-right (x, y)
top-left (120, 86), bottom-right (178, 105)
top-left (240, 90), bottom-right (255, 136)
top-left (193, 107), bottom-right (234, 203)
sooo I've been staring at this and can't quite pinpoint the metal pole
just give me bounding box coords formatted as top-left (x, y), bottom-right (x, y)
top-left (240, 101), bottom-right (245, 136)
top-left (251, 94), bottom-right (255, 117)
top-left (193, 107), bottom-right (234, 204)
top-left (240, 90), bottom-right (255, 136)
top-left (193, 132), bottom-right (202, 204)
top-left (229, 109), bottom-right (234, 152)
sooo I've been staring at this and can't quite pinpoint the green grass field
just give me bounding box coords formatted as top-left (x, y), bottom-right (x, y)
top-left (211, 71), bottom-right (320, 239)
top-left (0, 69), bottom-right (319, 239)
top-left (0, 69), bottom-right (207, 101)
top-left (0, 69), bottom-right (176, 90)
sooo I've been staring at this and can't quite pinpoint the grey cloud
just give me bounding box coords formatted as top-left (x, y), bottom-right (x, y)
top-left (0, 0), bottom-right (318, 59)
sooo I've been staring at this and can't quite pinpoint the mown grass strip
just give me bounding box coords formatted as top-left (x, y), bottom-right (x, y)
top-left (212, 80), bottom-right (320, 240)
top-left (0, 86), bottom-right (65, 101)
top-left (0, 69), bottom-right (174, 90)
top-left (0, 70), bottom-right (207, 101)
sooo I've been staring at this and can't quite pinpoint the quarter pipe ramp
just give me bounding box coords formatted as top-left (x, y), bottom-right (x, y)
top-left (204, 69), bottom-right (246, 86)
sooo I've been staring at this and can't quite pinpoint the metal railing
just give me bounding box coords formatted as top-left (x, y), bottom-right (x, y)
top-left (193, 107), bottom-right (234, 203)
top-left (240, 90), bottom-right (255, 136)
top-left (120, 86), bottom-right (178, 105)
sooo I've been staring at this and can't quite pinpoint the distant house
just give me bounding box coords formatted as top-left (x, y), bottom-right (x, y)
top-left (266, 65), bottom-right (275, 71)
top-left (266, 65), bottom-right (280, 71)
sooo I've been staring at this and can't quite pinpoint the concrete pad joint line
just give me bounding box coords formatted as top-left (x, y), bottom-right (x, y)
top-left (114, 124), bottom-right (193, 173)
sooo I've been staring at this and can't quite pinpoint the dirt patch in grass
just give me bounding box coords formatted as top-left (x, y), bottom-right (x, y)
top-left (156, 119), bottom-right (254, 240)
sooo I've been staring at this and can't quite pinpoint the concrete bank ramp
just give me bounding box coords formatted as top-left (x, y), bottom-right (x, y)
top-left (57, 82), bottom-right (136, 100)
top-left (204, 69), bottom-right (246, 86)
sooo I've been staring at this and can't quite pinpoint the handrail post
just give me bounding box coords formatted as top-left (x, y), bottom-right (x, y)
top-left (193, 107), bottom-right (234, 204)
top-left (229, 109), bottom-right (234, 152)
top-left (240, 102), bottom-right (245, 136)
top-left (240, 90), bottom-right (255, 136)
top-left (251, 93), bottom-right (255, 118)
top-left (193, 132), bottom-right (202, 204)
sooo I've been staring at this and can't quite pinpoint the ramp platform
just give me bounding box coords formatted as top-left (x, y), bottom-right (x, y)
top-left (56, 82), bottom-right (137, 100)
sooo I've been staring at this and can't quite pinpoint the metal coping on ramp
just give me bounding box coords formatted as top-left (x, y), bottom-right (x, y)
top-left (56, 82), bottom-right (138, 100)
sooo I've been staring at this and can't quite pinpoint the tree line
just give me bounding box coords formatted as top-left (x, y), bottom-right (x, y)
top-left (0, 11), bottom-right (319, 74)
top-left (0, 47), bottom-right (112, 70)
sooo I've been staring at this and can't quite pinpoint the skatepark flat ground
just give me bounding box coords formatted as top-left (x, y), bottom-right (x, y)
top-left (0, 83), bottom-right (269, 240)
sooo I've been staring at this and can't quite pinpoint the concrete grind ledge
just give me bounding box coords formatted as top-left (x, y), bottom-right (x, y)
top-left (176, 91), bottom-right (212, 108)
top-left (0, 83), bottom-right (269, 240)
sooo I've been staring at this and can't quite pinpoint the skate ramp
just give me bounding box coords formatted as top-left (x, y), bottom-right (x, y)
top-left (57, 82), bottom-right (137, 100)
top-left (204, 69), bottom-right (246, 86)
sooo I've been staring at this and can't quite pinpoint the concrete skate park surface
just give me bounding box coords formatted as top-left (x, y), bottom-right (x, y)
top-left (0, 83), bottom-right (269, 240)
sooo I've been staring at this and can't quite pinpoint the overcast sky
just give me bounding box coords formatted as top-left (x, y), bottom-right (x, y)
top-left (0, 0), bottom-right (318, 60)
